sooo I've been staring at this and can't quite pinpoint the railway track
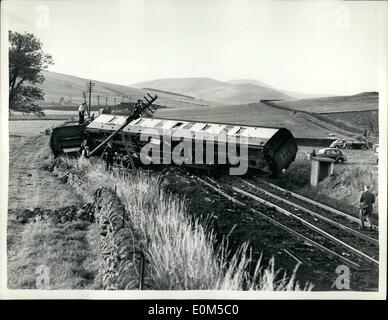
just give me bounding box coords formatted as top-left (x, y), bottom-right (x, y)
top-left (255, 179), bottom-right (378, 230)
top-left (196, 176), bottom-right (379, 271)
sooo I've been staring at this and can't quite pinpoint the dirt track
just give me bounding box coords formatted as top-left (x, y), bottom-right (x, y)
top-left (8, 134), bottom-right (82, 210)
top-left (8, 122), bottom-right (96, 289)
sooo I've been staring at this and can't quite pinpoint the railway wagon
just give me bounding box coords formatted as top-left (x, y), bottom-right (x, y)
top-left (50, 121), bottom-right (89, 155)
top-left (70, 115), bottom-right (297, 174)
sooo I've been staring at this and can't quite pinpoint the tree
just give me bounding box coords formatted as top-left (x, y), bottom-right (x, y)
top-left (9, 31), bottom-right (54, 116)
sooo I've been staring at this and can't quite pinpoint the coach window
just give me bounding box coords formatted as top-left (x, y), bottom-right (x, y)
top-left (172, 122), bottom-right (184, 129)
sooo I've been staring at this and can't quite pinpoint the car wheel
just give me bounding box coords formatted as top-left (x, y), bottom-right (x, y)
top-left (361, 146), bottom-right (367, 150)
top-left (336, 158), bottom-right (344, 164)
top-left (344, 145), bottom-right (351, 150)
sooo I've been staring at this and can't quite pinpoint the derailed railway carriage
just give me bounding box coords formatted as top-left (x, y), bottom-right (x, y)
top-left (51, 114), bottom-right (298, 175)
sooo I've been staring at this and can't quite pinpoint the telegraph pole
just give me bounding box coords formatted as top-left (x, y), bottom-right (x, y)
top-left (86, 81), bottom-right (95, 116)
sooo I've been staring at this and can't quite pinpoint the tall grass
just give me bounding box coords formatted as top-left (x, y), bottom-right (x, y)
top-left (7, 218), bottom-right (101, 289)
top-left (310, 165), bottom-right (378, 215)
top-left (56, 158), bottom-right (310, 290)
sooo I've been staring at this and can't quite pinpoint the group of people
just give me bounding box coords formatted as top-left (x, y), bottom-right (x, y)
top-left (80, 138), bottom-right (115, 171)
top-left (80, 139), bottom-right (135, 171)
top-left (101, 143), bottom-right (138, 170)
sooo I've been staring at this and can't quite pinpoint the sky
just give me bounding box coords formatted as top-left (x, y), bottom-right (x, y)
top-left (2, 0), bottom-right (387, 95)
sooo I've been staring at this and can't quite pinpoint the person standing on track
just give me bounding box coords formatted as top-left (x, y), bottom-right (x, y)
top-left (359, 185), bottom-right (375, 229)
top-left (102, 142), bottom-right (115, 171)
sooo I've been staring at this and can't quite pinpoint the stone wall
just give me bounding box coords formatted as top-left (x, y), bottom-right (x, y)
top-left (52, 159), bottom-right (150, 289)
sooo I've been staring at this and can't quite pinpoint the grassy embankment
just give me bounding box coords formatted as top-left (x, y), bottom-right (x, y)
top-left (55, 157), bottom-right (311, 290)
top-left (271, 150), bottom-right (378, 221)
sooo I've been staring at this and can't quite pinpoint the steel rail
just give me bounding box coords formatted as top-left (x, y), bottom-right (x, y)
top-left (259, 180), bottom-right (378, 230)
top-left (233, 186), bottom-right (378, 266)
top-left (240, 179), bottom-right (378, 246)
top-left (196, 177), bottom-right (360, 269)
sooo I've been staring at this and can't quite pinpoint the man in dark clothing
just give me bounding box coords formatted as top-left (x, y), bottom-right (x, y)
top-left (78, 103), bottom-right (87, 124)
top-left (310, 149), bottom-right (316, 159)
top-left (103, 142), bottom-right (115, 171)
top-left (134, 100), bottom-right (144, 115)
top-left (359, 185), bottom-right (375, 229)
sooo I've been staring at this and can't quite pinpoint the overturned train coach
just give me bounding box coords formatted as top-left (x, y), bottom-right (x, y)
top-left (50, 115), bottom-right (298, 174)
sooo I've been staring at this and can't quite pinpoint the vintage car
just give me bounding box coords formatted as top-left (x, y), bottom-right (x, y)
top-left (344, 136), bottom-right (369, 150)
top-left (329, 139), bottom-right (347, 149)
top-left (317, 148), bottom-right (347, 164)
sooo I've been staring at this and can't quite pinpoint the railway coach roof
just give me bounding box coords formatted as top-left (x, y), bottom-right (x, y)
top-left (87, 114), bottom-right (283, 144)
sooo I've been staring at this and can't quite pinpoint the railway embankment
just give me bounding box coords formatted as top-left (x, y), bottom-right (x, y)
top-left (51, 157), bottom-right (308, 290)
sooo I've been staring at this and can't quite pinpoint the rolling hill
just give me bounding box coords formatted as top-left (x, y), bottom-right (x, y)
top-left (227, 79), bottom-right (328, 99)
top-left (132, 77), bottom-right (292, 104)
top-left (274, 92), bottom-right (378, 114)
top-left (39, 71), bottom-right (145, 106)
top-left (262, 92), bottom-right (379, 137)
top-left (38, 71), bottom-right (213, 108)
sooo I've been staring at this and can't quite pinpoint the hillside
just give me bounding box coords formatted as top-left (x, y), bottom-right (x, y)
top-left (38, 71), bottom-right (213, 108)
top-left (132, 77), bottom-right (291, 104)
top-left (275, 92), bottom-right (378, 114)
top-left (228, 79), bottom-right (328, 99)
top-left (39, 71), bottom-right (145, 105)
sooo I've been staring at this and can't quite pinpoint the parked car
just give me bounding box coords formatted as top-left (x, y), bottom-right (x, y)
top-left (330, 139), bottom-right (347, 149)
top-left (317, 148), bottom-right (347, 164)
top-left (344, 136), bottom-right (369, 150)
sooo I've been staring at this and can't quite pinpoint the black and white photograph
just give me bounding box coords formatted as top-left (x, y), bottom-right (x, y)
top-left (0, 0), bottom-right (386, 300)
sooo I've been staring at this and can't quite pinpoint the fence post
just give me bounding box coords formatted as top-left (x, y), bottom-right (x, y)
top-left (139, 251), bottom-right (145, 290)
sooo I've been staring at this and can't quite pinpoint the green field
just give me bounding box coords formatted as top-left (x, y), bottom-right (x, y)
top-left (9, 120), bottom-right (66, 136)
